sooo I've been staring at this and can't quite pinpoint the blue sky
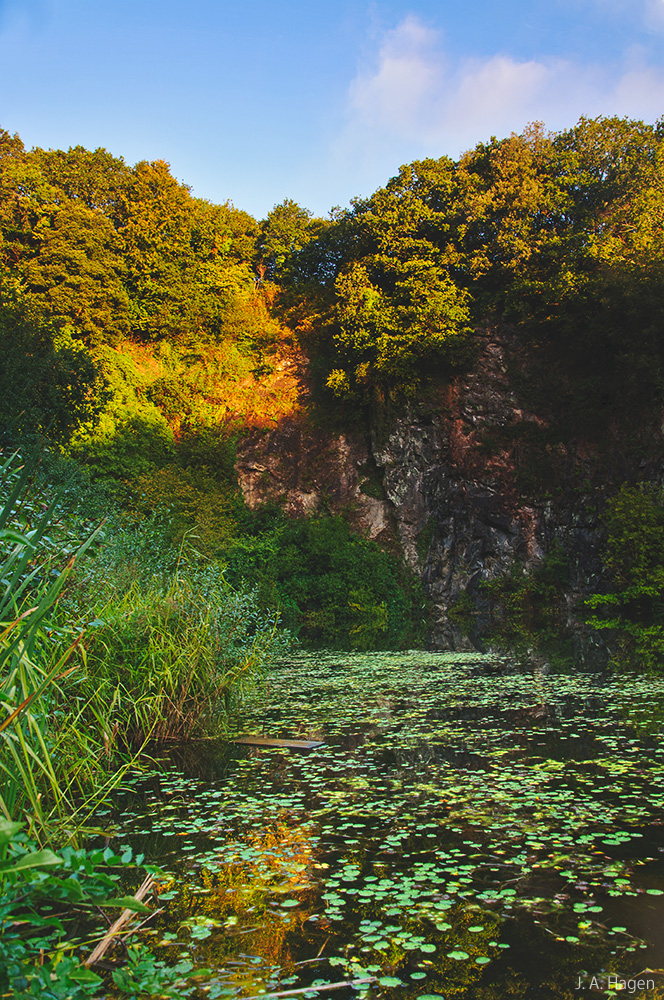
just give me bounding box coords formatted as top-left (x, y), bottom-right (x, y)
top-left (1, 0), bottom-right (664, 219)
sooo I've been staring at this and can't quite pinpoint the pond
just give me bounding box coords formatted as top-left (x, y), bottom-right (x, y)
top-left (107, 652), bottom-right (664, 1000)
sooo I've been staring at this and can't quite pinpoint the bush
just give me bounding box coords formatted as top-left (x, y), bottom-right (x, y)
top-left (223, 514), bottom-right (427, 649)
top-left (0, 820), bottom-right (203, 999)
top-left (586, 483), bottom-right (664, 668)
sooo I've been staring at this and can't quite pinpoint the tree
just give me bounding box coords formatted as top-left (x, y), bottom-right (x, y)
top-left (317, 180), bottom-right (471, 398)
top-left (258, 199), bottom-right (314, 281)
top-left (34, 144), bottom-right (130, 215)
top-left (22, 200), bottom-right (129, 345)
top-left (0, 285), bottom-right (107, 443)
top-left (116, 159), bottom-right (198, 340)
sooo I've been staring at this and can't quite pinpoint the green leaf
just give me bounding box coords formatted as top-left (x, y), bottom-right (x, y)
top-left (68, 967), bottom-right (104, 985)
top-left (4, 849), bottom-right (63, 872)
top-left (100, 896), bottom-right (152, 913)
top-left (0, 819), bottom-right (23, 846)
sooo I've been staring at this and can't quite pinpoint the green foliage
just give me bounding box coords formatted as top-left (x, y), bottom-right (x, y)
top-left (133, 465), bottom-right (243, 556)
top-left (0, 130), bottom-right (262, 349)
top-left (0, 820), bottom-right (201, 998)
top-left (484, 544), bottom-right (569, 644)
top-left (223, 514), bottom-right (427, 649)
top-left (289, 174), bottom-right (472, 401)
top-left (258, 199), bottom-right (315, 281)
top-left (22, 200), bottom-right (130, 345)
top-left (0, 285), bottom-right (107, 445)
top-left (329, 251), bottom-right (470, 397)
top-left (67, 329), bottom-right (282, 497)
top-left (452, 544), bottom-right (571, 659)
top-left (62, 517), bottom-right (289, 744)
top-left (0, 454), bottom-right (116, 841)
top-left (286, 115), bottom-right (664, 433)
top-left (81, 572), bottom-right (287, 745)
top-left (110, 945), bottom-right (204, 998)
top-left (68, 345), bottom-right (175, 484)
top-left (587, 484), bottom-right (664, 668)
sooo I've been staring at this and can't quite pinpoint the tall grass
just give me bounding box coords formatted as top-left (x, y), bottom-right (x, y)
top-left (0, 453), bottom-right (115, 843)
top-left (0, 451), bottom-right (290, 846)
top-left (55, 495), bottom-right (290, 747)
top-left (78, 565), bottom-right (288, 746)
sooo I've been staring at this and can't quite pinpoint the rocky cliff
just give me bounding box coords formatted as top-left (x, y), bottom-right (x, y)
top-left (235, 328), bottom-right (630, 662)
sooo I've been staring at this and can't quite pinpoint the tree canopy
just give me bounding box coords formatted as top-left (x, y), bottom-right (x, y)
top-left (0, 130), bottom-right (262, 347)
top-left (276, 115), bottom-right (664, 416)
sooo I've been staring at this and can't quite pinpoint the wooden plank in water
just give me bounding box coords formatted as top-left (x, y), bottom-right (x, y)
top-left (234, 736), bottom-right (324, 749)
top-left (242, 977), bottom-right (376, 1000)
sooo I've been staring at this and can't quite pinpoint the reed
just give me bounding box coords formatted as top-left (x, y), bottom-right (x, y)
top-left (0, 454), bottom-right (122, 844)
top-left (0, 451), bottom-right (289, 846)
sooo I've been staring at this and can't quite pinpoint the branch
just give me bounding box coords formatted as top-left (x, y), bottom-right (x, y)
top-left (84, 875), bottom-right (155, 967)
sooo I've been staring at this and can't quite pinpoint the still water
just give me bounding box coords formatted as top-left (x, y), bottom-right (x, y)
top-left (109, 652), bottom-right (664, 999)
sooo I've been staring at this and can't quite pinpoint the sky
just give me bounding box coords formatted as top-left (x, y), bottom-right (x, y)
top-left (1, 0), bottom-right (664, 220)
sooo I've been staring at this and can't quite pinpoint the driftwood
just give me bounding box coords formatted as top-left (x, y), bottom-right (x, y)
top-left (84, 874), bottom-right (155, 967)
top-left (234, 736), bottom-right (324, 749)
top-left (241, 977), bottom-right (376, 1000)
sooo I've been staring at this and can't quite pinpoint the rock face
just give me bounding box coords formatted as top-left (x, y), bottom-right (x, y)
top-left (236, 419), bottom-right (393, 540)
top-left (234, 328), bottom-right (617, 660)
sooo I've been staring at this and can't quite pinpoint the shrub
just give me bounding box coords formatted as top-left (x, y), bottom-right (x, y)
top-left (223, 514), bottom-right (427, 649)
top-left (0, 820), bottom-right (203, 999)
top-left (586, 483), bottom-right (664, 668)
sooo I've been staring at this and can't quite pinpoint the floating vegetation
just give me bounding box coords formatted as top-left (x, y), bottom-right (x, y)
top-left (104, 652), bottom-right (664, 999)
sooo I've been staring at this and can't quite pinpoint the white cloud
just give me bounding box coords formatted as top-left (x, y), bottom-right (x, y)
top-left (332, 16), bottom-right (664, 193)
top-left (348, 15), bottom-right (445, 138)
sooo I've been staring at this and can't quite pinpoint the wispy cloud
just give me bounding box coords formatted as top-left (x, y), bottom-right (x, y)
top-left (574, 0), bottom-right (664, 32)
top-left (333, 16), bottom-right (664, 190)
top-left (643, 0), bottom-right (664, 30)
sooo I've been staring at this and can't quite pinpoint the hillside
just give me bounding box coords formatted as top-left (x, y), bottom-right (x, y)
top-left (3, 115), bottom-right (664, 663)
